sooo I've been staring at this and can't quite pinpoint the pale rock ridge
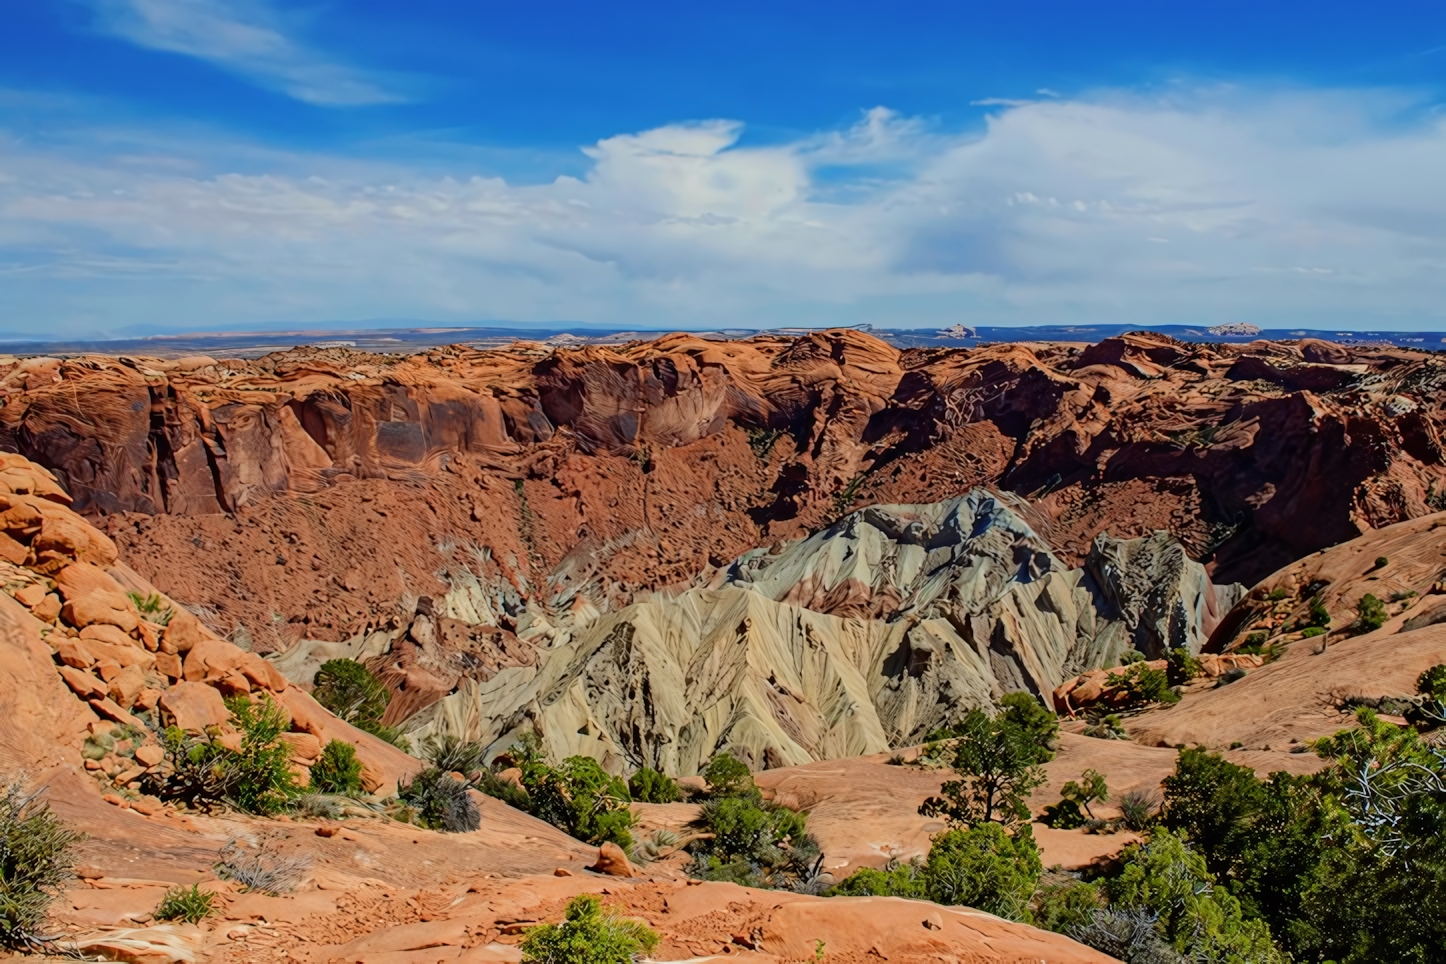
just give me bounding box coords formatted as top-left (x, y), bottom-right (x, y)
top-left (401, 490), bottom-right (1239, 774)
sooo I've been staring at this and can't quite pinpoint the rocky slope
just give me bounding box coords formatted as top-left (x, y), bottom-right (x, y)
top-left (1123, 509), bottom-right (1446, 752)
top-left (4, 330), bottom-right (1444, 657)
top-left (389, 490), bottom-right (1239, 774)
top-left (0, 450), bottom-right (1112, 963)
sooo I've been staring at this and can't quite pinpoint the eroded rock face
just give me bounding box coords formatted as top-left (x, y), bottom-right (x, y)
top-left (397, 492), bottom-right (1240, 775)
top-left (1, 331), bottom-right (1443, 653)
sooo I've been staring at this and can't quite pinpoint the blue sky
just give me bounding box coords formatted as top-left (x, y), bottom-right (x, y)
top-left (2, 1), bottom-right (1446, 337)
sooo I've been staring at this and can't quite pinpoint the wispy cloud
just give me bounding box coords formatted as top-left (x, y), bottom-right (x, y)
top-left (86, 0), bottom-right (401, 106)
top-left (3, 88), bottom-right (1446, 335)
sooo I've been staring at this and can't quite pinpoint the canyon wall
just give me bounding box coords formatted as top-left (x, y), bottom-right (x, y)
top-left (2, 331), bottom-right (1443, 654)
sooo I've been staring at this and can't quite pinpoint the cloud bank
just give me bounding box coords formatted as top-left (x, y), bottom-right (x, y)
top-left (3, 89), bottom-right (1446, 335)
top-left (86, 0), bottom-right (401, 105)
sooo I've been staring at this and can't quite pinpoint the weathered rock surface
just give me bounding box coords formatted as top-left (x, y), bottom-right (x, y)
top-left (399, 492), bottom-right (1239, 774)
top-left (3, 331), bottom-right (1443, 655)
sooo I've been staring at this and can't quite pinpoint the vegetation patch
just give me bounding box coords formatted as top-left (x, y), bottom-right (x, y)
top-left (0, 780), bottom-right (84, 949)
top-left (154, 884), bottom-right (217, 924)
top-left (520, 894), bottom-right (659, 964)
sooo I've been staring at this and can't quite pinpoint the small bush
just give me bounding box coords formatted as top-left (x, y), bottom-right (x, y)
top-left (1118, 788), bottom-right (1161, 831)
top-left (291, 794), bottom-right (343, 819)
top-left (1068, 908), bottom-right (1182, 964)
top-left (1121, 649), bottom-right (1146, 665)
top-left (1041, 797), bottom-right (1085, 829)
top-left (1373, 555), bottom-right (1389, 570)
top-left (1165, 648), bottom-right (1203, 685)
top-left (420, 735), bottom-right (488, 776)
top-left (1300, 626), bottom-right (1326, 638)
top-left (690, 796), bottom-right (819, 891)
top-left (1418, 664), bottom-right (1446, 699)
top-left (1239, 631), bottom-right (1269, 653)
top-left (1083, 714), bottom-right (1128, 740)
top-left (628, 767), bottom-right (682, 803)
top-left (528, 757), bottom-right (634, 849)
top-left (398, 768), bottom-right (481, 833)
top-left (152, 695), bottom-right (299, 815)
top-left (701, 752), bottom-right (757, 799)
top-left (1267, 587), bottom-right (1289, 601)
top-left (827, 823), bottom-right (1041, 921)
top-left (520, 894), bottom-right (659, 964)
top-left (1034, 880), bottom-right (1103, 934)
top-left (471, 767), bottom-right (533, 812)
top-left (154, 884), bottom-right (217, 924)
top-left (1353, 593), bottom-right (1387, 634)
top-left (1106, 663), bottom-right (1180, 708)
top-left (313, 659), bottom-right (391, 728)
top-left (1304, 595), bottom-right (1330, 630)
top-left (215, 838), bottom-right (309, 895)
top-left (310, 740), bottom-right (363, 796)
top-left (0, 780), bottom-right (84, 948)
top-left (127, 591), bottom-right (174, 626)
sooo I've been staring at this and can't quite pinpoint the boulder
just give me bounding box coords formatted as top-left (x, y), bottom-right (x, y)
top-left (158, 682), bottom-right (231, 732)
top-left (280, 732), bottom-right (322, 764)
top-left (588, 842), bottom-right (636, 877)
top-left (58, 665), bottom-right (107, 700)
top-left (55, 562), bottom-right (128, 602)
top-left (183, 635), bottom-right (249, 684)
top-left (60, 590), bottom-right (139, 634)
top-left (107, 665), bottom-right (147, 709)
top-left (161, 607), bottom-right (211, 655)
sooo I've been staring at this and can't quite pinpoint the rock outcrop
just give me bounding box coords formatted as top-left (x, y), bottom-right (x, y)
top-left (396, 491), bottom-right (1240, 775)
top-left (0, 452), bottom-right (418, 803)
top-left (2, 331), bottom-right (1443, 655)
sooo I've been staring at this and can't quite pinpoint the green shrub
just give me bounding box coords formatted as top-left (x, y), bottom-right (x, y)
top-left (827, 823), bottom-right (1040, 921)
top-left (398, 768), bottom-right (481, 833)
top-left (471, 767), bottom-right (532, 812)
top-left (520, 894), bottom-right (658, 964)
top-left (1120, 649), bottom-right (1146, 664)
top-left (1040, 797), bottom-right (1085, 829)
top-left (154, 884), bottom-right (217, 924)
top-left (420, 735), bottom-right (488, 776)
top-left (153, 695), bottom-right (299, 815)
top-left (1300, 626), bottom-right (1326, 638)
top-left (1105, 662), bottom-right (1180, 708)
top-left (920, 693), bottom-right (1057, 828)
top-left (1105, 829), bottom-right (1286, 962)
top-left (1267, 587), bottom-right (1289, 601)
top-left (628, 767), bottom-right (682, 803)
top-left (1117, 788), bottom-right (1160, 831)
top-left (1304, 594), bottom-right (1330, 629)
top-left (1082, 713), bottom-right (1127, 740)
top-left (1033, 880), bottom-right (1103, 934)
top-left (1418, 664), bottom-right (1446, 699)
top-left (310, 740), bottom-right (363, 796)
top-left (0, 781), bottom-right (84, 948)
top-left (527, 757), bottom-right (634, 849)
top-left (127, 591), bottom-right (175, 625)
top-left (1239, 631), bottom-right (1269, 653)
top-left (701, 752), bottom-right (757, 800)
top-left (1165, 647), bottom-right (1203, 685)
top-left (690, 796), bottom-right (819, 890)
top-left (1354, 593), bottom-right (1387, 634)
top-left (313, 659), bottom-right (391, 727)
top-left (1373, 556), bottom-right (1389, 570)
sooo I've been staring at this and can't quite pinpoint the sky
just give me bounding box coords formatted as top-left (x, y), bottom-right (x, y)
top-left (2, 2), bottom-right (1446, 338)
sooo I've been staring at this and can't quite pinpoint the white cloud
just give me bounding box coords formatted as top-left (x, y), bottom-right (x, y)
top-left (3, 87), bottom-right (1446, 336)
top-left (86, 0), bottom-right (400, 106)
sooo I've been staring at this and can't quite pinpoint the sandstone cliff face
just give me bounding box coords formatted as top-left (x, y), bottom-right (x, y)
top-left (2, 330), bottom-right (1442, 656)
top-left (392, 492), bottom-right (1239, 775)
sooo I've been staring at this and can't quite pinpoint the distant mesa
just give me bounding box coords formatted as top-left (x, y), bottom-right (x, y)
top-left (936, 323), bottom-right (977, 338)
top-left (1206, 323), bottom-right (1262, 336)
